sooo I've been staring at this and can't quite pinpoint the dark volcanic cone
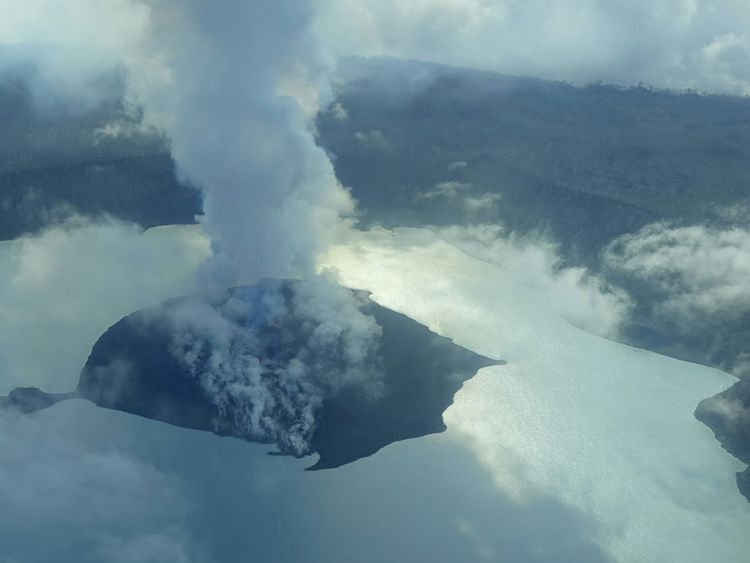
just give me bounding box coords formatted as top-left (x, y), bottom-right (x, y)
top-left (1, 280), bottom-right (502, 469)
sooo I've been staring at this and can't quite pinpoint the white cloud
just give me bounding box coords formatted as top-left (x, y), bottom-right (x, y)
top-left (603, 222), bottom-right (750, 324)
top-left (0, 222), bottom-right (209, 561)
top-left (414, 183), bottom-right (502, 217)
top-left (318, 0), bottom-right (750, 94)
top-left (447, 160), bottom-right (468, 171)
top-left (330, 101), bottom-right (349, 120)
top-left (461, 193), bottom-right (501, 215)
top-left (0, 220), bottom-right (209, 393)
top-left (0, 0), bottom-right (148, 48)
top-left (438, 224), bottom-right (630, 339)
top-left (415, 181), bottom-right (473, 200)
top-left (0, 405), bottom-right (203, 563)
top-left (0, 0), bottom-right (149, 112)
top-left (354, 129), bottom-right (389, 149)
top-left (0, 221), bottom-right (214, 563)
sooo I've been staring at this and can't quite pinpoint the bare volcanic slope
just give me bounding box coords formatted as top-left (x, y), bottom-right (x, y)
top-left (1, 279), bottom-right (501, 469)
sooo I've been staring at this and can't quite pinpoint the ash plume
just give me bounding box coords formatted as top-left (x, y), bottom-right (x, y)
top-left (119, 2), bottom-right (383, 454)
top-left (125, 1), bottom-right (353, 286)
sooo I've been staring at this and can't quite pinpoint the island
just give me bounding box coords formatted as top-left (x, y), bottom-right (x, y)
top-left (1, 279), bottom-right (502, 469)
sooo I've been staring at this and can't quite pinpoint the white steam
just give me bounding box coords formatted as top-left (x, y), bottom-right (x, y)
top-left (125, 1), bottom-right (353, 287)
top-left (164, 279), bottom-right (383, 456)
top-left (0, 219), bottom-right (209, 394)
top-left (603, 222), bottom-right (750, 325)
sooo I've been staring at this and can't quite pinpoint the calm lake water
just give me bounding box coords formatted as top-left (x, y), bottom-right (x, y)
top-left (1, 224), bottom-right (749, 562)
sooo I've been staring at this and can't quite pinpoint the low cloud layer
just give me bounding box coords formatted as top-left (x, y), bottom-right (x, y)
top-left (0, 407), bottom-right (201, 563)
top-left (0, 0), bottom-right (148, 112)
top-left (319, 0), bottom-right (750, 94)
top-left (603, 222), bottom-right (750, 325)
top-left (437, 224), bottom-right (630, 339)
top-left (0, 217), bottom-right (212, 562)
top-left (0, 219), bottom-right (209, 394)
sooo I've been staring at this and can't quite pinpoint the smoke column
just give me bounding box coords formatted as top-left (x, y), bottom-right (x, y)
top-left (127, 1), bottom-right (354, 288)
top-left (121, 1), bottom-right (382, 455)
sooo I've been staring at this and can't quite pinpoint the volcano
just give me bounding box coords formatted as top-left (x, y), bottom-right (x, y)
top-left (2, 279), bottom-right (502, 469)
